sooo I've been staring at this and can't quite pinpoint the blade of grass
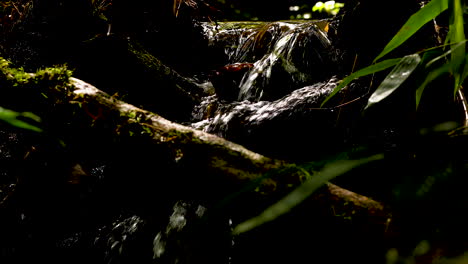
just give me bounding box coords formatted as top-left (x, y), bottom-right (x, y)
top-left (321, 58), bottom-right (402, 107)
top-left (425, 40), bottom-right (466, 68)
top-left (0, 107), bottom-right (42, 132)
top-left (462, 53), bottom-right (468, 84)
top-left (232, 154), bottom-right (384, 235)
top-left (365, 54), bottom-right (421, 110)
top-left (448, 0), bottom-right (466, 95)
top-left (374, 0), bottom-right (448, 62)
top-left (416, 63), bottom-right (451, 108)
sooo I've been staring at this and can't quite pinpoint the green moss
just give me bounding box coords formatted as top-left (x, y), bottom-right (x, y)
top-left (0, 57), bottom-right (72, 88)
top-left (0, 58), bottom-right (30, 85)
top-left (0, 57), bottom-right (73, 131)
top-left (214, 21), bottom-right (267, 30)
top-left (35, 66), bottom-right (73, 83)
top-left (141, 125), bottom-right (154, 136)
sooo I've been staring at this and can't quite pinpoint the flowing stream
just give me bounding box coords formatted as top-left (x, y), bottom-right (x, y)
top-left (200, 20), bottom-right (336, 102)
top-left (103, 19), bottom-right (352, 264)
top-left (1, 18), bottom-right (365, 264)
top-left (189, 20), bottom-right (359, 160)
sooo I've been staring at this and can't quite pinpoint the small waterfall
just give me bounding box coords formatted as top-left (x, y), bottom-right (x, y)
top-left (192, 20), bottom-right (352, 159)
top-left (201, 21), bottom-right (286, 63)
top-left (237, 21), bottom-right (333, 101)
top-left (225, 22), bottom-right (298, 64)
top-left (203, 20), bottom-right (335, 103)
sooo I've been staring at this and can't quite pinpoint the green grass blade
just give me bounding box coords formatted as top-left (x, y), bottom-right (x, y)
top-left (425, 40), bottom-right (466, 68)
top-left (448, 0), bottom-right (466, 95)
top-left (374, 0), bottom-right (448, 62)
top-left (232, 154), bottom-right (384, 235)
top-left (321, 58), bottom-right (402, 107)
top-left (0, 107), bottom-right (42, 132)
top-left (462, 53), bottom-right (468, 84)
top-left (416, 63), bottom-right (451, 108)
top-left (366, 54), bottom-right (421, 110)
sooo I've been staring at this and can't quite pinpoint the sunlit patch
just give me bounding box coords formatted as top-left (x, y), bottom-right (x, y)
top-left (289, 6), bottom-right (300, 12)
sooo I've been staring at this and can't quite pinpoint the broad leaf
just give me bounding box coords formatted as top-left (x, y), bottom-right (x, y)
top-left (365, 54), bottom-right (421, 110)
top-left (232, 154), bottom-right (384, 235)
top-left (321, 58), bottom-right (401, 107)
top-left (374, 0), bottom-right (448, 62)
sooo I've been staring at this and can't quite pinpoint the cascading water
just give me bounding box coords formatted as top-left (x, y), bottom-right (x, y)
top-left (53, 19), bottom-right (357, 264)
top-left (237, 21), bottom-right (333, 101)
top-left (0, 17), bottom-right (362, 264)
top-left (192, 77), bottom-right (340, 137)
top-left (202, 20), bottom-right (335, 102)
top-left (191, 20), bottom-right (357, 160)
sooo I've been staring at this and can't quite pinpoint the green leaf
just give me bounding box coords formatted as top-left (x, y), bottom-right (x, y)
top-left (448, 0), bottom-right (466, 95)
top-left (416, 63), bottom-right (451, 108)
top-left (374, 0), bottom-right (448, 62)
top-left (365, 54), bottom-right (421, 110)
top-left (425, 40), bottom-right (466, 68)
top-left (0, 107), bottom-right (42, 132)
top-left (232, 154), bottom-right (384, 235)
top-left (312, 2), bottom-right (324, 12)
top-left (462, 53), bottom-right (468, 84)
top-left (321, 58), bottom-right (402, 107)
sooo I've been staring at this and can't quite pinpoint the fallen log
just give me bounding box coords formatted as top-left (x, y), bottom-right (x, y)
top-left (0, 58), bottom-right (394, 237)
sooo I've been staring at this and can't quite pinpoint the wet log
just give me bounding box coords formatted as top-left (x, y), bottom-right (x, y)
top-left (0, 60), bottom-right (394, 237)
top-left (77, 85), bottom-right (394, 226)
top-left (70, 77), bottom-right (396, 236)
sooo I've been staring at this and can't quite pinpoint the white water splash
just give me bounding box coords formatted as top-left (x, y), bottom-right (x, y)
top-left (237, 22), bottom-right (331, 101)
top-left (191, 77), bottom-right (339, 137)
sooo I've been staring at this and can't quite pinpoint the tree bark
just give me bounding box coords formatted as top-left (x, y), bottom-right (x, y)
top-left (0, 59), bottom-right (395, 237)
top-left (68, 77), bottom-right (394, 233)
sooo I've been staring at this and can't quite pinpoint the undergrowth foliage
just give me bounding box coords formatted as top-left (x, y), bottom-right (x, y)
top-left (322, 0), bottom-right (467, 109)
top-left (236, 0), bottom-right (467, 236)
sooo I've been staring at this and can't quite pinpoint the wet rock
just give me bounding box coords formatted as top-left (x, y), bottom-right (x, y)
top-left (153, 200), bottom-right (232, 264)
top-left (210, 63), bottom-right (254, 102)
top-left (103, 215), bottom-right (152, 264)
top-left (192, 77), bottom-right (364, 160)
